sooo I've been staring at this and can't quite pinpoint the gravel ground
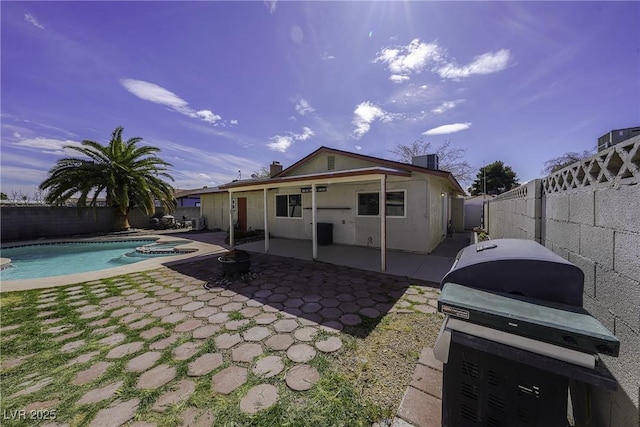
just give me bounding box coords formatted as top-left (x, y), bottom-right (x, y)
top-left (335, 312), bottom-right (445, 417)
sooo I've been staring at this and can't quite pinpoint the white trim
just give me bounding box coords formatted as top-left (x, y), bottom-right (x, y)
top-left (274, 193), bottom-right (303, 219)
top-left (356, 190), bottom-right (407, 218)
top-left (312, 183), bottom-right (317, 260)
top-left (263, 188), bottom-right (269, 253)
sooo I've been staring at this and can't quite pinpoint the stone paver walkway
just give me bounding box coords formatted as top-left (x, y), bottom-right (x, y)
top-left (1, 252), bottom-right (444, 426)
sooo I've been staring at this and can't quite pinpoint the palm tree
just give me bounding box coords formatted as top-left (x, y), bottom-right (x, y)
top-left (39, 126), bottom-right (176, 231)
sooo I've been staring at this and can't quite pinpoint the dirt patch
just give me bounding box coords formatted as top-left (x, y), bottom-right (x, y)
top-left (336, 312), bottom-right (444, 417)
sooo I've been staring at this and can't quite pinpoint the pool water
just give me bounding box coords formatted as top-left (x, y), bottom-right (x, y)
top-left (0, 240), bottom-right (186, 281)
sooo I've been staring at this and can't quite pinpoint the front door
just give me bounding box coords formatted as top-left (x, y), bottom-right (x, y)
top-left (237, 197), bottom-right (247, 231)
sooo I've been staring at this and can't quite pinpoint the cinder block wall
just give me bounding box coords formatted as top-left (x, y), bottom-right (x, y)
top-left (486, 136), bottom-right (640, 426)
top-left (1, 206), bottom-right (201, 241)
top-left (0, 206), bottom-right (115, 241)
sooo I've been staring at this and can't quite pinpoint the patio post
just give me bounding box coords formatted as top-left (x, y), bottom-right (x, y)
top-left (312, 182), bottom-right (318, 260)
top-left (228, 190), bottom-right (234, 247)
top-left (263, 188), bottom-right (269, 253)
top-left (380, 174), bottom-right (387, 271)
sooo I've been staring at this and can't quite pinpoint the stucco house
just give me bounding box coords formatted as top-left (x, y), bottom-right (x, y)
top-left (200, 146), bottom-right (465, 269)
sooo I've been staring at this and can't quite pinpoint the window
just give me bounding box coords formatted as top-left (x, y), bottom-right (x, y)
top-left (357, 192), bottom-right (379, 216)
top-left (275, 194), bottom-right (302, 218)
top-left (386, 191), bottom-right (405, 217)
top-left (357, 191), bottom-right (406, 217)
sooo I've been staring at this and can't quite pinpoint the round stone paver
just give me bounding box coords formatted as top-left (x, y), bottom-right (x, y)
top-left (192, 325), bottom-right (221, 339)
top-left (182, 301), bottom-right (205, 312)
top-left (254, 313), bottom-right (277, 325)
top-left (77, 381), bottom-right (123, 405)
top-left (126, 351), bottom-right (162, 372)
top-left (232, 343), bottom-right (263, 363)
top-left (252, 356), bottom-right (284, 378)
top-left (273, 319), bottom-right (298, 333)
top-left (136, 364), bottom-right (176, 389)
top-left (208, 312), bottom-right (229, 324)
top-left (140, 327), bottom-right (166, 340)
top-left (221, 302), bottom-right (243, 312)
top-left (211, 366), bottom-right (247, 395)
top-left (193, 306), bottom-right (218, 318)
top-left (315, 336), bottom-right (343, 353)
top-left (225, 319), bottom-right (250, 331)
top-left (152, 379), bottom-right (196, 412)
top-left (129, 318), bottom-right (155, 330)
top-left (150, 334), bottom-right (179, 350)
top-left (319, 307), bottom-right (342, 319)
top-left (301, 303), bottom-right (322, 313)
top-left (240, 384), bottom-right (279, 414)
top-left (265, 334), bottom-right (294, 351)
top-left (215, 333), bottom-right (242, 350)
top-left (340, 314), bottom-right (362, 326)
top-left (72, 361), bottom-right (112, 385)
top-left (175, 319), bottom-right (202, 332)
top-left (106, 342), bottom-right (144, 359)
top-left (188, 353), bottom-right (223, 376)
top-left (359, 307), bottom-right (381, 318)
top-left (286, 364), bottom-right (320, 391)
top-left (161, 312), bottom-right (188, 324)
top-left (173, 341), bottom-right (202, 361)
top-left (286, 344), bottom-right (316, 363)
top-left (243, 326), bottom-right (270, 342)
top-left (60, 339), bottom-right (85, 353)
top-left (293, 327), bottom-right (318, 342)
top-left (180, 408), bottom-right (215, 427)
top-left (89, 398), bottom-right (139, 427)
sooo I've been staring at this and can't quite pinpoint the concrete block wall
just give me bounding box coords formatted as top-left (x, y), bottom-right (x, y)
top-left (1, 206), bottom-right (200, 241)
top-left (1, 206), bottom-right (115, 241)
top-left (486, 136), bottom-right (640, 426)
top-left (486, 179), bottom-right (541, 242)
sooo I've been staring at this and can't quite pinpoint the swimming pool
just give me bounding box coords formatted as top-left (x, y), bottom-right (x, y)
top-left (0, 240), bottom-right (193, 281)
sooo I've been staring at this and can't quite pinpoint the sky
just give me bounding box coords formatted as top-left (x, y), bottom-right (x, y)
top-left (2, 1), bottom-right (639, 197)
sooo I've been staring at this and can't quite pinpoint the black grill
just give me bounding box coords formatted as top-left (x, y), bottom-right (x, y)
top-left (442, 239), bottom-right (584, 307)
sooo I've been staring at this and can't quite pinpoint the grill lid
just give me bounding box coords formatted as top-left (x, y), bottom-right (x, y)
top-left (441, 239), bottom-right (584, 307)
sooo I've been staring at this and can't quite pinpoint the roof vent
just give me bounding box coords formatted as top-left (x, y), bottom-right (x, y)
top-left (412, 154), bottom-right (439, 170)
top-left (327, 155), bottom-right (336, 171)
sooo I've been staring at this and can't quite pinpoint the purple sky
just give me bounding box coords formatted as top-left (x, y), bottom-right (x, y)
top-left (2, 1), bottom-right (639, 196)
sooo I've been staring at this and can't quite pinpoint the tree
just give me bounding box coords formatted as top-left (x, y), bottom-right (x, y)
top-left (468, 161), bottom-right (519, 196)
top-left (0, 192), bottom-right (7, 200)
top-left (39, 126), bottom-right (176, 231)
top-left (541, 150), bottom-right (594, 175)
top-left (390, 138), bottom-right (474, 185)
top-left (252, 166), bottom-right (271, 179)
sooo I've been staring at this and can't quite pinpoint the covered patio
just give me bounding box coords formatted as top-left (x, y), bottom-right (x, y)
top-left (236, 232), bottom-right (471, 284)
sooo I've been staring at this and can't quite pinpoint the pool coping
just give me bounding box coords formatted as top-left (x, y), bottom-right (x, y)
top-left (0, 234), bottom-right (228, 293)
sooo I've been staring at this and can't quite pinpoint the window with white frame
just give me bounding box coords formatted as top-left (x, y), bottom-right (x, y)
top-left (275, 194), bottom-right (302, 218)
top-left (357, 190), bottom-right (406, 217)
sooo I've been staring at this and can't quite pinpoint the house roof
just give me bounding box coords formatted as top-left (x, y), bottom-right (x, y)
top-left (174, 186), bottom-right (224, 198)
top-left (274, 146), bottom-right (465, 194)
top-left (219, 166), bottom-right (411, 190)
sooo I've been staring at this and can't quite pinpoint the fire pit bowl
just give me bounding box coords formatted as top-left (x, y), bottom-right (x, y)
top-left (218, 249), bottom-right (251, 275)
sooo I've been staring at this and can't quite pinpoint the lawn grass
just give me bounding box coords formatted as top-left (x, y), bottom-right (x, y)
top-left (0, 272), bottom-right (440, 426)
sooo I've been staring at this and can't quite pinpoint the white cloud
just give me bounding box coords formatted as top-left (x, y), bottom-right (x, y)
top-left (355, 145), bottom-right (362, 151)
top-left (423, 122), bottom-right (471, 135)
top-left (352, 101), bottom-right (391, 139)
top-left (13, 132), bottom-right (21, 138)
top-left (267, 135), bottom-right (294, 153)
top-left (24, 13), bottom-right (45, 30)
top-left (230, 119), bottom-right (239, 125)
top-left (437, 49), bottom-right (511, 79)
top-left (13, 137), bottom-right (81, 155)
top-left (267, 127), bottom-right (314, 152)
top-left (295, 99), bottom-right (315, 116)
top-left (374, 39), bottom-right (443, 83)
top-left (432, 100), bottom-right (464, 114)
top-left (322, 52), bottom-right (336, 60)
top-left (195, 110), bottom-right (221, 124)
top-left (120, 79), bottom-right (224, 125)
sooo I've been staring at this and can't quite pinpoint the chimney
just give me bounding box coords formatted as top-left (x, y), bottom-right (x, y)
top-left (270, 161), bottom-right (283, 177)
